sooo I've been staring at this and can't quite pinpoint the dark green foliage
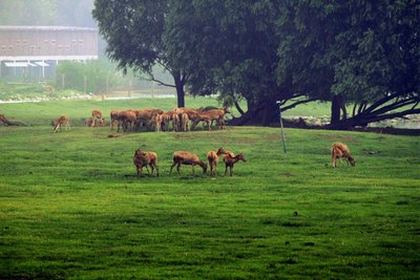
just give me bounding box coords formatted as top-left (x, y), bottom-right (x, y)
top-left (92, 0), bottom-right (189, 107)
top-left (276, 0), bottom-right (419, 128)
top-left (165, 0), bottom-right (290, 124)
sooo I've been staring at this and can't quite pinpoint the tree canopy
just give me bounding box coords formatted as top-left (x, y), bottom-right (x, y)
top-left (93, 0), bottom-right (189, 107)
top-left (93, 0), bottom-right (418, 127)
top-left (276, 0), bottom-right (419, 128)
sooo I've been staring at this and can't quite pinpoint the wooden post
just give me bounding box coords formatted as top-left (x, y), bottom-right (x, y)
top-left (277, 100), bottom-right (287, 153)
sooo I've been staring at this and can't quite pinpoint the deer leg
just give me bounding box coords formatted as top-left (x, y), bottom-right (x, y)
top-left (176, 163), bottom-right (181, 174)
top-left (332, 155), bottom-right (337, 168)
top-left (224, 164), bottom-right (228, 176)
top-left (169, 161), bottom-right (177, 175)
top-left (230, 165), bottom-right (233, 176)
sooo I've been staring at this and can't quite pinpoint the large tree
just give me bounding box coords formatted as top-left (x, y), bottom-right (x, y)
top-left (92, 0), bottom-right (189, 107)
top-left (276, 0), bottom-right (419, 129)
top-left (165, 0), bottom-right (314, 125)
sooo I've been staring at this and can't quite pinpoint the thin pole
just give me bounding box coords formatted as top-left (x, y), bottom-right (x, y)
top-left (277, 101), bottom-right (287, 153)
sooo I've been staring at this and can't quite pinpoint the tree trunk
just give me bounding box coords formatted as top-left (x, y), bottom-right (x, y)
top-left (173, 72), bottom-right (185, 108)
top-left (229, 97), bottom-right (279, 126)
top-left (330, 95), bottom-right (343, 126)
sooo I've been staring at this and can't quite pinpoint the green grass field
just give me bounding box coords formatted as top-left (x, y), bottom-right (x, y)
top-left (0, 99), bottom-right (419, 279)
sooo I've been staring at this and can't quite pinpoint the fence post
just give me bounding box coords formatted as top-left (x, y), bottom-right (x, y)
top-left (276, 100), bottom-right (287, 153)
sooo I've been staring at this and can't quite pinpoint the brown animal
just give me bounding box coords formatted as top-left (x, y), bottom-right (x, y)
top-left (223, 153), bottom-right (246, 176)
top-left (175, 108), bottom-right (201, 130)
top-left (132, 108), bottom-right (164, 130)
top-left (192, 108), bottom-right (227, 130)
top-left (91, 110), bottom-right (103, 127)
top-left (96, 117), bottom-right (106, 127)
top-left (51, 115), bottom-right (70, 133)
top-left (117, 110), bottom-right (137, 132)
top-left (91, 110), bottom-right (102, 119)
top-left (160, 111), bottom-right (174, 131)
top-left (133, 149), bottom-right (159, 176)
top-left (207, 147), bottom-right (226, 176)
top-left (181, 112), bottom-right (190, 132)
top-left (152, 113), bottom-right (164, 132)
top-left (170, 151), bottom-right (208, 175)
top-left (84, 117), bottom-right (94, 127)
top-left (193, 113), bottom-right (212, 131)
top-left (331, 142), bottom-right (355, 168)
top-left (172, 112), bottom-right (181, 131)
top-left (0, 114), bottom-right (8, 125)
top-left (110, 111), bottom-right (120, 130)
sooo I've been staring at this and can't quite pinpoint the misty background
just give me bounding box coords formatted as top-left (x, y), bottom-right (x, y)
top-left (0, 0), bottom-right (173, 95)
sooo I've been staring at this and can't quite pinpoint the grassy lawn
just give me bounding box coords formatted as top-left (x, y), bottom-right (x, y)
top-left (0, 100), bottom-right (419, 279)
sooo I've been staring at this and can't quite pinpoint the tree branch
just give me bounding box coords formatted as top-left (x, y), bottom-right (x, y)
top-left (362, 92), bottom-right (403, 115)
top-left (369, 98), bottom-right (417, 117)
top-left (362, 108), bottom-right (420, 123)
top-left (234, 100), bottom-right (245, 115)
top-left (281, 98), bottom-right (317, 112)
top-left (140, 72), bottom-right (176, 88)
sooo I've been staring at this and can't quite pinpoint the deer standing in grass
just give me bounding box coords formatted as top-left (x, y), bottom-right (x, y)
top-left (52, 116), bottom-right (70, 133)
top-left (170, 151), bottom-right (208, 175)
top-left (91, 110), bottom-right (103, 127)
top-left (223, 153), bottom-right (246, 176)
top-left (331, 142), bottom-right (356, 168)
top-left (207, 147), bottom-right (226, 176)
top-left (133, 149), bottom-right (159, 176)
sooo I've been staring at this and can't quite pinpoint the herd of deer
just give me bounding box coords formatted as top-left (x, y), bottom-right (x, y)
top-left (133, 143), bottom-right (355, 178)
top-left (50, 109), bottom-right (356, 174)
top-left (109, 107), bottom-right (230, 132)
top-left (134, 147), bottom-right (247, 177)
top-left (52, 107), bottom-right (229, 133)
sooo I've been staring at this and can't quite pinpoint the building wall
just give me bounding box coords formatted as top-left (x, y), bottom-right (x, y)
top-left (0, 26), bottom-right (98, 60)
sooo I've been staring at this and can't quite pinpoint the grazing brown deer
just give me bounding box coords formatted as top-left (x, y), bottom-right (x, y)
top-left (170, 151), bottom-right (208, 175)
top-left (133, 149), bottom-right (159, 176)
top-left (331, 142), bottom-right (355, 168)
top-left (110, 111), bottom-right (120, 130)
top-left (52, 115), bottom-right (70, 133)
top-left (84, 117), bottom-right (94, 127)
top-left (207, 147), bottom-right (226, 176)
top-left (91, 110), bottom-right (103, 127)
top-left (117, 110), bottom-right (137, 132)
top-left (223, 153), bottom-right (246, 176)
top-left (181, 112), bottom-right (190, 132)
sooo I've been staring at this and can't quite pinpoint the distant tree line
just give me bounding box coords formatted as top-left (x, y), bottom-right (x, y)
top-left (93, 0), bottom-right (419, 128)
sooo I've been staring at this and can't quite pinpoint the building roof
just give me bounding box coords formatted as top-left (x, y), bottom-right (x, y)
top-left (0, 26), bottom-right (97, 32)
